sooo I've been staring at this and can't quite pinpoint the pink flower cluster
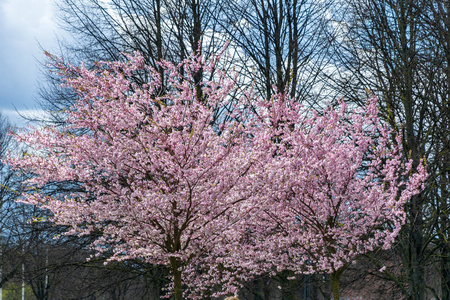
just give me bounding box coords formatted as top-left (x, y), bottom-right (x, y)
top-left (4, 52), bottom-right (427, 298)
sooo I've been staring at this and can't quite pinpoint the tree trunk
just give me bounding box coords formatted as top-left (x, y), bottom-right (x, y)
top-left (441, 241), bottom-right (450, 300)
top-left (440, 157), bottom-right (450, 299)
top-left (170, 257), bottom-right (182, 300)
top-left (330, 271), bottom-right (341, 300)
top-left (191, 0), bottom-right (204, 103)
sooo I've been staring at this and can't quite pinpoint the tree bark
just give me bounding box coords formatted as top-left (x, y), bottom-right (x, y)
top-left (330, 271), bottom-right (341, 300)
top-left (170, 257), bottom-right (182, 300)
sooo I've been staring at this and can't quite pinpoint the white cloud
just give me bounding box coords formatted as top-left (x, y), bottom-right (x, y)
top-left (1, 109), bottom-right (49, 128)
top-left (0, 0), bottom-right (60, 120)
top-left (1, 0), bottom-right (55, 35)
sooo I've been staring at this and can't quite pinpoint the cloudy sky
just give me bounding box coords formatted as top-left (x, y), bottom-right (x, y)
top-left (0, 0), bottom-right (61, 127)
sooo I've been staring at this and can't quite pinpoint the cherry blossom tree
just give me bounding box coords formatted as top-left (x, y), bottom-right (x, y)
top-left (168, 93), bottom-right (427, 300)
top-left (5, 52), bottom-right (263, 300)
top-left (229, 94), bottom-right (428, 300)
top-left (4, 51), bottom-right (427, 299)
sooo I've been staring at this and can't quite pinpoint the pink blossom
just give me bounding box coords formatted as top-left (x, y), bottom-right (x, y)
top-left (3, 52), bottom-right (427, 298)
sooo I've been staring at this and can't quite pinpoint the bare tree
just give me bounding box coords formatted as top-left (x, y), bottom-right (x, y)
top-left (215, 0), bottom-right (334, 105)
top-left (0, 112), bottom-right (27, 293)
top-left (325, 0), bottom-right (450, 299)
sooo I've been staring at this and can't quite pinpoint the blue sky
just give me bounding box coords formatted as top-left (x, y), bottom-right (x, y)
top-left (0, 0), bottom-right (61, 128)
